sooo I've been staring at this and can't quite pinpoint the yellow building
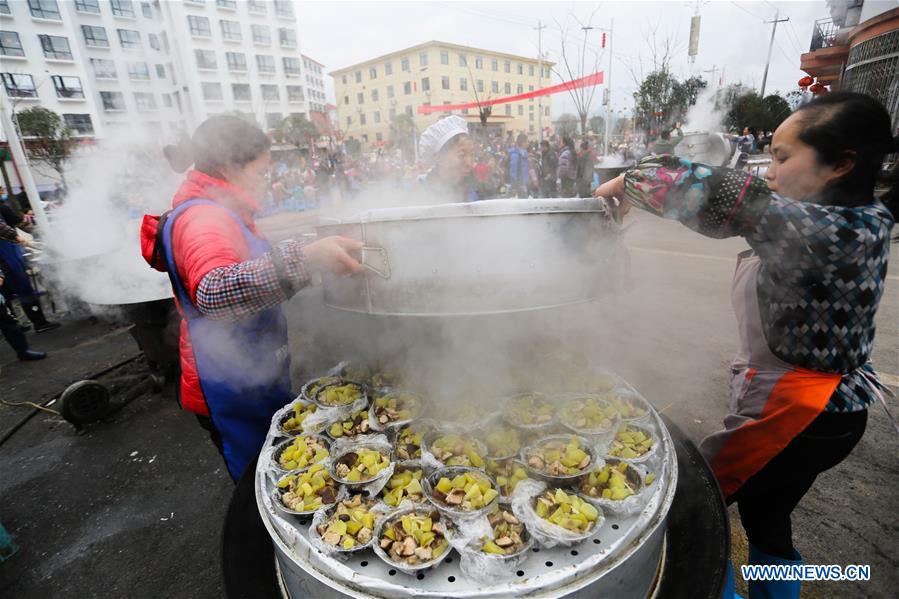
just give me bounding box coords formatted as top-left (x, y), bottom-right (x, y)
top-left (330, 41), bottom-right (554, 151)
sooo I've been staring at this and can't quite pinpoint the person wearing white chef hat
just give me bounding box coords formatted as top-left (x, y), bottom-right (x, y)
top-left (418, 115), bottom-right (479, 202)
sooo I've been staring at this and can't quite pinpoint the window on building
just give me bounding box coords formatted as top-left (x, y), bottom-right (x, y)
top-left (528, 64), bottom-right (535, 76)
top-left (376, 132), bottom-right (383, 142)
top-left (517, 84), bottom-right (523, 94)
top-left (100, 90), bottom-right (126, 110)
top-left (504, 61), bottom-right (510, 73)
top-left (155, 63), bottom-right (165, 78)
top-left (134, 92), bottom-right (156, 110)
top-left (51, 75), bottom-right (84, 99)
top-left (517, 63), bottom-right (523, 75)
top-left (401, 57), bottom-right (410, 72)
top-left (226, 52), bottom-right (247, 72)
top-left (543, 67), bottom-right (550, 78)
top-left (2, 73), bottom-right (37, 98)
top-left (279, 28), bottom-right (296, 48)
top-left (371, 89), bottom-right (379, 101)
top-left (544, 106), bottom-right (550, 116)
top-left (529, 113), bottom-right (534, 121)
top-left (232, 83), bottom-right (251, 102)
top-left (188, 16), bottom-right (211, 37)
top-left (282, 57), bottom-right (300, 75)
top-left (386, 85), bottom-right (394, 99)
top-left (0, 1), bottom-right (8, 14)
top-left (195, 49), bottom-right (217, 70)
top-left (141, 2), bottom-right (152, 18)
top-left (384, 62), bottom-right (393, 76)
top-left (459, 78), bottom-right (467, 91)
top-left (491, 58), bottom-right (498, 71)
top-left (441, 76), bottom-right (449, 90)
top-left (353, 70), bottom-right (362, 83)
top-left (473, 56), bottom-right (483, 69)
top-left (421, 77), bottom-right (429, 92)
top-left (220, 20), bottom-right (241, 42)
top-left (491, 81), bottom-right (498, 93)
top-left (265, 112), bottom-right (282, 129)
top-left (361, 134), bottom-right (368, 143)
top-left (251, 24), bottom-right (271, 45)
top-left (63, 114), bottom-right (94, 135)
top-left (517, 104), bottom-right (523, 115)
top-left (388, 107), bottom-right (396, 120)
top-left (458, 53), bottom-right (467, 67)
top-left (343, 95), bottom-right (349, 105)
top-left (90, 58), bottom-right (117, 79)
top-left (261, 84), bottom-right (278, 101)
top-left (359, 112), bottom-right (366, 125)
top-left (127, 61), bottom-right (150, 80)
top-left (75, 0), bottom-right (100, 14)
top-left (374, 111), bottom-right (381, 124)
top-left (356, 92), bottom-right (364, 104)
top-left (202, 81), bottom-right (222, 101)
top-left (476, 80), bottom-right (484, 92)
top-left (504, 104), bottom-right (511, 116)
top-left (110, 0), bottom-right (134, 18)
top-left (256, 54), bottom-right (275, 73)
top-left (405, 105), bottom-right (413, 116)
top-left (504, 82), bottom-right (511, 94)
top-left (39, 35), bottom-right (72, 60)
top-left (274, 0), bottom-right (293, 18)
top-left (81, 25), bottom-right (110, 48)
top-left (369, 67), bottom-right (377, 80)
top-left (216, 0), bottom-right (236, 9)
top-left (419, 52), bottom-right (428, 67)
top-left (148, 33), bottom-right (160, 51)
top-left (247, 0), bottom-right (266, 14)
top-left (403, 81), bottom-right (412, 95)
top-left (287, 85), bottom-right (304, 102)
top-left (438, 50), bottom-right (448, 65)
top-left (28, 0), bottom-right (61, 20)
top-left (0, 31), bottom-right (24, 57)
top-left (117, 29), bottom-right (141, 49)
top-left (341, 74), bottom-right (346, 84)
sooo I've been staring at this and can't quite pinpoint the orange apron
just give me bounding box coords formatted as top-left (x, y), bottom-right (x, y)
top-left (700, 251), bottom-right (843, 500)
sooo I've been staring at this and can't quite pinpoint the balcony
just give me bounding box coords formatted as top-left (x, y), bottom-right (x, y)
top-left (800, 16), bottom-right (850, 88)
top-left (810, 18), bottom-right (838, 52)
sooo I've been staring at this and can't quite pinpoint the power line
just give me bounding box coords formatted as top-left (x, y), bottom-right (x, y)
top-left (729, 1), bottom-right (766, 22)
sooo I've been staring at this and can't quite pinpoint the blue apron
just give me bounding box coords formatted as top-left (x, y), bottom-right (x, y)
top-left (161, 199), bottom-right (291, 480)
top-left (0, 239), bottom-right (36, 299)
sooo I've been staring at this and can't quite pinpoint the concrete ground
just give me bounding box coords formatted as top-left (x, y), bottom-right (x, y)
top-left (0, 210), bottom-right (896, 598)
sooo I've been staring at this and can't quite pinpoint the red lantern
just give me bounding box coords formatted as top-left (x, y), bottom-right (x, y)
top-left (809, 81), bottom-right (827, 95)
top-left (798, 75), bottom-right (814, 92)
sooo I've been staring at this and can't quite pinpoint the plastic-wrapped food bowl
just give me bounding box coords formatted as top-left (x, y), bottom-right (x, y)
top-left (308, 494), bottom-right (389, 556)
top-left (485, 458), bottom-right (531, 503)
top-left (393, 419), bottom-right (437, 461)
top-left (422, 430), bottom-right (488, 470)
top-left (603, 423), bottom-right (658, 465)
top-left (511, 481), bottom-right (605, 548)
top-left (557, 393), bottom-right (621, 439)
top-left (270, 434), bottom-right (331, 477)
top-left (369, 389), bottom-right (424, 432)
top-left (521, 434), bottom-right (599, 484)
top-left (577, 459), bottom-right (647, 516)
top-left (372, 506), bottom-right (456, 575)
top-left (300, 375), bottom-right (342, 403)
top-left (602, 388), bottom-right (653, 425)
top-left (277, 398), bottom-right (319, 437)
top-left (272, 467), bottom-right (342, 517)
top-left (328, 438), bottom-right (395, 491)
top-left (311, 380), bottom-right (369, 409)
top-left (501, 392), bottom-right (557, 432)
top-left (459, 503), bottom-right (534, 578)
top-left (478, 416), bottom-right (527, 461)
top-left (422, 466), bottom-right (500, 521)
top-left (380, 461), bottom-right (428, 507)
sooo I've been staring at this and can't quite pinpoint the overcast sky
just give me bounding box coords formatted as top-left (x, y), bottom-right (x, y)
top-left (295, 0), bottom-right (854, 118)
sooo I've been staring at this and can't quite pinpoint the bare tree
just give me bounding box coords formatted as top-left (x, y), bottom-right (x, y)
top-left (464, 61), bottom-right (494, 141)
top-left (551, 9), bottom-right (603, 136)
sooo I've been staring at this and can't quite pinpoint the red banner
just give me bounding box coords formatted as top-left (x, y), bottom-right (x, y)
top-left (417, 71), bottom-right (604, 115)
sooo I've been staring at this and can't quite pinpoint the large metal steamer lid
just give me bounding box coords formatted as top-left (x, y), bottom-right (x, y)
top-left (673, 131), bottom-right (733, 167)
top-left (316, 197), bottom-right (619, 317)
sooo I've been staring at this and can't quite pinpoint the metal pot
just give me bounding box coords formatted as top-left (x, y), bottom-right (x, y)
top-left (316, 198), bottom-right (619, 316)
top-left (673, 131), bottom-right (734, 166)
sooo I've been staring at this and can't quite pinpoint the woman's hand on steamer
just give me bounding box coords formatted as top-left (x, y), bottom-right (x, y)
top-left (595, 174), bottom-right (630, 217)
top-left (303, 236), bottom-right (365, 275)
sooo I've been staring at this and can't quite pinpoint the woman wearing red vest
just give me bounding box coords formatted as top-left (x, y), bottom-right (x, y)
top-left (597, 93), bottom-right (896, 598)
top-left (141, 116), bottom-right (362, 481)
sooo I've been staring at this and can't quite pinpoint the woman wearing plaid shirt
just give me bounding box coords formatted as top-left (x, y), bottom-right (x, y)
top-left (597, 92), bottom-right (897, 599)
top-left (141, 116), bottom-right (363, 481)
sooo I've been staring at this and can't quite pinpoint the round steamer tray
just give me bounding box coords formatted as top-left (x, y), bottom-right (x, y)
top-left (255, 401), bottom-right (678, 599)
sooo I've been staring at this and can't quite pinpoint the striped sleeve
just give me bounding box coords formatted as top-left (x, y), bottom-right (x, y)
top-left (622, 155), bottom-right (771, 238)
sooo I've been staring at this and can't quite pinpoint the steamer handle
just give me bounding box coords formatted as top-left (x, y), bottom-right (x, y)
top-left (361, 246), bottom-right (391, 279)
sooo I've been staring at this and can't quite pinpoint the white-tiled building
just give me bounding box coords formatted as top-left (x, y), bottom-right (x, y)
top-left (0, 0), bottom-right (327, 139)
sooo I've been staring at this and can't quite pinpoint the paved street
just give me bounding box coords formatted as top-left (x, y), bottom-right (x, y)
top-left (0, 210), bottom-right (896, 598)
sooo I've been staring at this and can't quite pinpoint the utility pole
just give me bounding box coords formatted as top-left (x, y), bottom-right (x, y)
top-left (703, 65), bottom-right (719, 87)
top-left (0, 87), bottom-right (50, 233)
top-left (760, 10), bottom-right (789, 98)
top-left (535, 20), bottom-right (546, 142)
top-left (604, 19), bottom-right (613, 157)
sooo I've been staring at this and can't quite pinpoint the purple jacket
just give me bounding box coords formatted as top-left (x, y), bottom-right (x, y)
top-left (557, 147), bottom-right (576, 181)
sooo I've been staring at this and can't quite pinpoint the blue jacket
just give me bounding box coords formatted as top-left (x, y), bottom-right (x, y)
top-left (508, 146), bottom-right (528, 185)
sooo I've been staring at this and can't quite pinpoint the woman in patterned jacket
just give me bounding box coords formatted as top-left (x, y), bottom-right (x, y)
top-left (596, 92), bottom-right (896, 599)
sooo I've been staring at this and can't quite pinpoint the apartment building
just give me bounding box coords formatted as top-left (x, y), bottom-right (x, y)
top-left (0, 0), bottom-right (326, 139)
top-left (331, 41), bottom-right (554, 148)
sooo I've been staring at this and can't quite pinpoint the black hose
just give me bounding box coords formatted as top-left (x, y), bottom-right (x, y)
top-left (0, 354), bottom-right (143, 450)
